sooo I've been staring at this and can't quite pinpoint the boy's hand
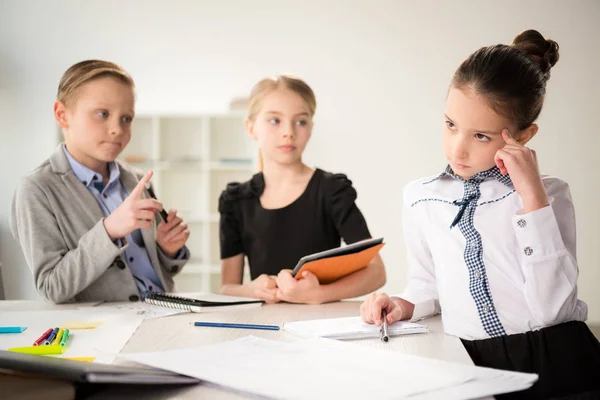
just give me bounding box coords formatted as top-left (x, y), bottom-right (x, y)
top-left (103, 171), bottom-right (162, 240)
top-left (156, 209), bottom-right (190, 257)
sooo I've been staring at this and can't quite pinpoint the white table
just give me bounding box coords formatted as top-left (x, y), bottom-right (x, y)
top-left (0, 300), bottom-right (480, 399)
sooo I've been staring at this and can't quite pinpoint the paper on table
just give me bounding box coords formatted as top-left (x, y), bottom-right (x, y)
top-left (283, 316), bottom-right (428, 339)
top-left (122, 336), bottom-right (473, 399)
top-left (0, 310), bottom-right (144, 364)
top-left (86, 303), bottom-right (186, 320)
top-left (123, 336), bottom-right (538, 399)
top-left (402, 354), bottom-right (538, 400)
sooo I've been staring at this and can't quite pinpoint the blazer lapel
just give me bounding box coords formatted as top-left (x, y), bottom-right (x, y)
top-left (50, 144), bottom-right (105, 227)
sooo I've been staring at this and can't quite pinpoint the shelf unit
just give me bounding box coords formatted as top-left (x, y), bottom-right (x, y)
top-left (60, 112), bottom-right (257, 293)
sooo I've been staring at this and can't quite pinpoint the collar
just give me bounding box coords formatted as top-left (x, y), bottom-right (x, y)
top-left (63, 144), bottom-right (121, 189)
top-left (437, 164), bottom-right (513, 187)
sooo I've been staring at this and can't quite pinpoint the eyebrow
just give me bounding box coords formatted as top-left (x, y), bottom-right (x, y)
top-left (444, 114), bottom-right (500, 135)
top-left (92, 103), bottom-right (135, 114)
top-left (264, 110), bottom-right (310, 117)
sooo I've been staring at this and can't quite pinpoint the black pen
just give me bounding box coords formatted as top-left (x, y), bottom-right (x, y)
top-left (145, 183), bottom-right (169, 222)
top-left (380, 310), bottom-right (389, 342)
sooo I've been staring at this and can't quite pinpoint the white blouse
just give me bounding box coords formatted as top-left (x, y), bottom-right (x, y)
top-left (398, 166), bottom-right (587, 340)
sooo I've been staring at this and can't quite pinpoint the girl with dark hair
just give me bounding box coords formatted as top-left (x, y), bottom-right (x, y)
top-left (360, 30), bottom-right (600, 399)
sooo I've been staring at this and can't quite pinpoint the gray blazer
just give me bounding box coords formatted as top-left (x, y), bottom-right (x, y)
top-left (10, 144), bottom-right (189, 303)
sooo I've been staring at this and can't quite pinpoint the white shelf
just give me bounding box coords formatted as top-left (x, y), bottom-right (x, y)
top-left (179, 262), bottom-right (222, 275)
top-left (186, 214), bottom-right (219, 224)
top-left (124, 160), bottom-right (254, 172)
top-left (208, 161), bottom-right (255, 171)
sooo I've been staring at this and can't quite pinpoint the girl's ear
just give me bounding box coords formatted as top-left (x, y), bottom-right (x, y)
top-left (245, 118), bottom-right (257, 140)
top-left (516, 124), bottom-right (538, 145)
top-left (54, 101), bottom-right (69, 129)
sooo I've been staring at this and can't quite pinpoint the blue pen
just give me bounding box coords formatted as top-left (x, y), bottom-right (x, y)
top-left (194, 322), bottom-right (279, 331)
top-left (45, 327), bottom-right (59, 345)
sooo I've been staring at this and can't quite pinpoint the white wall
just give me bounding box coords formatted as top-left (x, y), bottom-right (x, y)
top-left (1, 0), bottom-right (599, 322)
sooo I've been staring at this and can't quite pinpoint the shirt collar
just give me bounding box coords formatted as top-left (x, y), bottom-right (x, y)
top-left (63, 144), bottom-right (121, 189)
top-left (439, 164), bottom-right (513, 187)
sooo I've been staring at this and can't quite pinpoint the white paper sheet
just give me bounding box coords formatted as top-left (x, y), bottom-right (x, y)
top-left (85, 303), bottom-right (187, 319)
top-left (0, 310), bottom-right (144, 364)
top-left (122, 336), bottom-right (475, 399)
top-left (405, 355), bottom-right (538, 399)
top-left (283, 316), bottom-right (428, 339)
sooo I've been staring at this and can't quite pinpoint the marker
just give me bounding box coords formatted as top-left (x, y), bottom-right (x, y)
top-left (145, 183), bottom-right (169, 222)
top-left (45, 328), bottom-right (59, 345)
top-left (53, 329), bottom-right (64, 345)
top-left (33, 328), bottom-right (53, 346)
top-left (59, 329), bottom-right (70, 347)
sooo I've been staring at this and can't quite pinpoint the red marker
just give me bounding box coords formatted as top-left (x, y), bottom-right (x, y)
top-left (33, 328), bottom-right (53, 346)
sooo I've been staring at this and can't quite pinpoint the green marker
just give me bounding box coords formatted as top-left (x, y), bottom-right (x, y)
top-left (59, 329), bottom-right (70, 347)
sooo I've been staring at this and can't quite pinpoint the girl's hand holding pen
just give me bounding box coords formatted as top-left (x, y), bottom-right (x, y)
top-left (360, 292), bottom-right (414, 326)
top-left (103, 170), bottom-right (163, 240)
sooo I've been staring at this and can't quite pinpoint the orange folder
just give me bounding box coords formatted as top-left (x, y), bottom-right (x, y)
top-left (292, 238), bottom-right (385, 284)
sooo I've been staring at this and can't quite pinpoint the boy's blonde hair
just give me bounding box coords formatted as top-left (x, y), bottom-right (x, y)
top-left (247, 75), bottom-right (316, 170)
top-left (57, 60), bottom-right (135, 106)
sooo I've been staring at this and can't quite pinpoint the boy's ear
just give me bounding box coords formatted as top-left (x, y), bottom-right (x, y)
top-left (516, 124), bottom-right (538, 145)
top-left (245, 119), bottom-right (257, 140)
top-left (54, 101), bottom-right (69, 129)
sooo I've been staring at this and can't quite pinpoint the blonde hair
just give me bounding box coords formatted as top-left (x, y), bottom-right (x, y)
top-left (57, 60), bottom-right (135, 106)
top-left (247, 74), bottom-right (317, 170)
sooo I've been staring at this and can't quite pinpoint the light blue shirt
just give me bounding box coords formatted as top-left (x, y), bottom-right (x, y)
top-left (63, 145), bottom-right (164, 296)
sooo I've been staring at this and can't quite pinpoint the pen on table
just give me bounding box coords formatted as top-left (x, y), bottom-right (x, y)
top-left (33, 328), bottom-right (53, 346)
top-left (145, 182), bottom-right (169, 222)
top-left (380, 310), bottom-right (389, 343)
top-left (194, 322), bottom-right (280, 331)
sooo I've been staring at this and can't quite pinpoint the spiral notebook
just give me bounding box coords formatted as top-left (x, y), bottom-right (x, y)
top-left (143, 292), bottom-right (264, 313)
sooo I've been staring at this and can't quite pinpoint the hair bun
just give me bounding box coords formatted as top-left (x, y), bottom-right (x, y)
top-left (511, 29), bottom-right (559, 77)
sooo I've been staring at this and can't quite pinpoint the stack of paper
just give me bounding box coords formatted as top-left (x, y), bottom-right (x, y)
top-left (283, 316), bottom-right (428, 339)
top-left (122, 336), bottom-right (538, 399)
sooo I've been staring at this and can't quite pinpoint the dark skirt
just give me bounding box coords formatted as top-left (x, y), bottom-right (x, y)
top-left (461, 321), bottom-right (600, 399)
